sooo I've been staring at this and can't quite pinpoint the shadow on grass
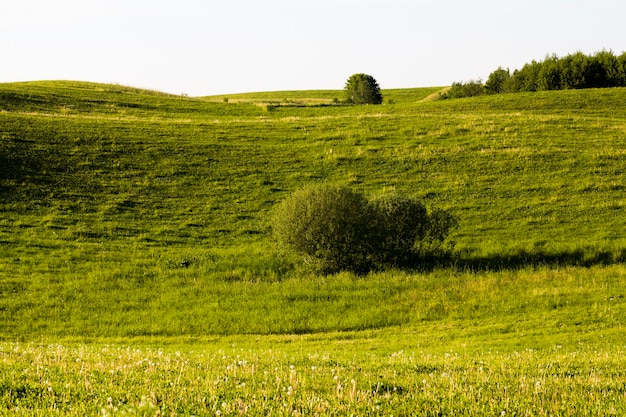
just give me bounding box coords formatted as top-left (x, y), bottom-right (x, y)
top-left (0, 137), bottom-right (80, 202)
top-left (414, 248), bottom-right (626, 273)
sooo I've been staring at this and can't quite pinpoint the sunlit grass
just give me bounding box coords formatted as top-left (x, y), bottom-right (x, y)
top-left (2, 337), bottom-right (625, 416)
top-left (1, 81), bottom-right (626, 414)
top-left (2, 83), bottom-right (626, 337)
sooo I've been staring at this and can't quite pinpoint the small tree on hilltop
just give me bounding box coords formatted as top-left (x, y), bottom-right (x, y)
top-left (344, 73), bottom-right (383, 105)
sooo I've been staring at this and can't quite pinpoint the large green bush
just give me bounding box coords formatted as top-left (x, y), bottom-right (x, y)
top-left (369, 195), bottom-right (429, 266)
top-left (273, 185), bottom-right (458, 273)
top-left (416, 207), bottom-right (459, 257)
top-left (272, 184), bottom-right (377, 273)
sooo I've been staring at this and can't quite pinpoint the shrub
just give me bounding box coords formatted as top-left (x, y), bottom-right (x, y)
top-left (273, 185), bottom-right (458, 273)
top-left (370, 195), bottom-right (429, 266)
top-left (344, 73), bottom-right (383, 105)
top-left (417, 208), bottom-right (459, 256)
top-left (440, 80), bottom-right (485, 99)
top-left (272, 184), bottom-right (377, 273)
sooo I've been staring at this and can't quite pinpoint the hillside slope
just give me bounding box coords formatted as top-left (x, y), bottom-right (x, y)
top-left (1, 81), bottom-right (625, 338)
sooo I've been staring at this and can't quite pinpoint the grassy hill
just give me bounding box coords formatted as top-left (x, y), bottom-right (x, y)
top-left (1, 80), bottom-right (626, 336)
top-left (1, 81), bottom-right (625, 415)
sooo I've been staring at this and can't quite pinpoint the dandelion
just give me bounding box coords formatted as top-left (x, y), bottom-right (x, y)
top-left (350, 379), bottom-right (357, 399)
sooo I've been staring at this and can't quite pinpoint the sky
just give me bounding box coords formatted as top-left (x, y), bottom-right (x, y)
top-left (2, 0), bottom-right (625, 96)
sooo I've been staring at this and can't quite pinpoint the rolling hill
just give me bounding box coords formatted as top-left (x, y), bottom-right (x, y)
top-left (1, 81), bottom-right (625, 415)
top-left (1, 81), bottom-right (626, 337)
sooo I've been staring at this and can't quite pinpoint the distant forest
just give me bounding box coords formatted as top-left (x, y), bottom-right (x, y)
top-left (442, 50), bottom-right (626, 99)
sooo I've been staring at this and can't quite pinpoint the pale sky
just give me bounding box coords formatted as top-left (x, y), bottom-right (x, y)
top-left (1, 0), bottom-right (625, 96)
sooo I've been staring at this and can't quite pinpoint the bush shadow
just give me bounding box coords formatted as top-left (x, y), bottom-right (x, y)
top-left (411, 248), bottom-right (626, 273)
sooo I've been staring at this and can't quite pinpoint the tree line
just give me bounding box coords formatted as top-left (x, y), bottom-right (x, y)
top-left (441, 50), bottom-right (626, 99)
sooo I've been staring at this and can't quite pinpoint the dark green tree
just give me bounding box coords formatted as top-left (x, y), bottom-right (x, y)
top-left (559, 52), bottom-right (590, 89)
top-left (589, 50), bottom-right (619, 88)
top-left (513, 60), bottom-right (542, 92)
top-left (485, 67), bottom-right (511, 94)
top-left (618, 52), bottom-right (626, 85)
top-left (537, 54), bottom-right (562, 91)
top-left (344, 73), bottom-right (383, 104)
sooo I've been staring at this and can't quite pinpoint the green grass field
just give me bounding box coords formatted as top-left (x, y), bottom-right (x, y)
top-left (1, 81), bottom-right (625, 415)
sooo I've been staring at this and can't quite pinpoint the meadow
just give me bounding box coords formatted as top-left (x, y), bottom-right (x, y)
top-left (1, 81), bottom-right (625, 415)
